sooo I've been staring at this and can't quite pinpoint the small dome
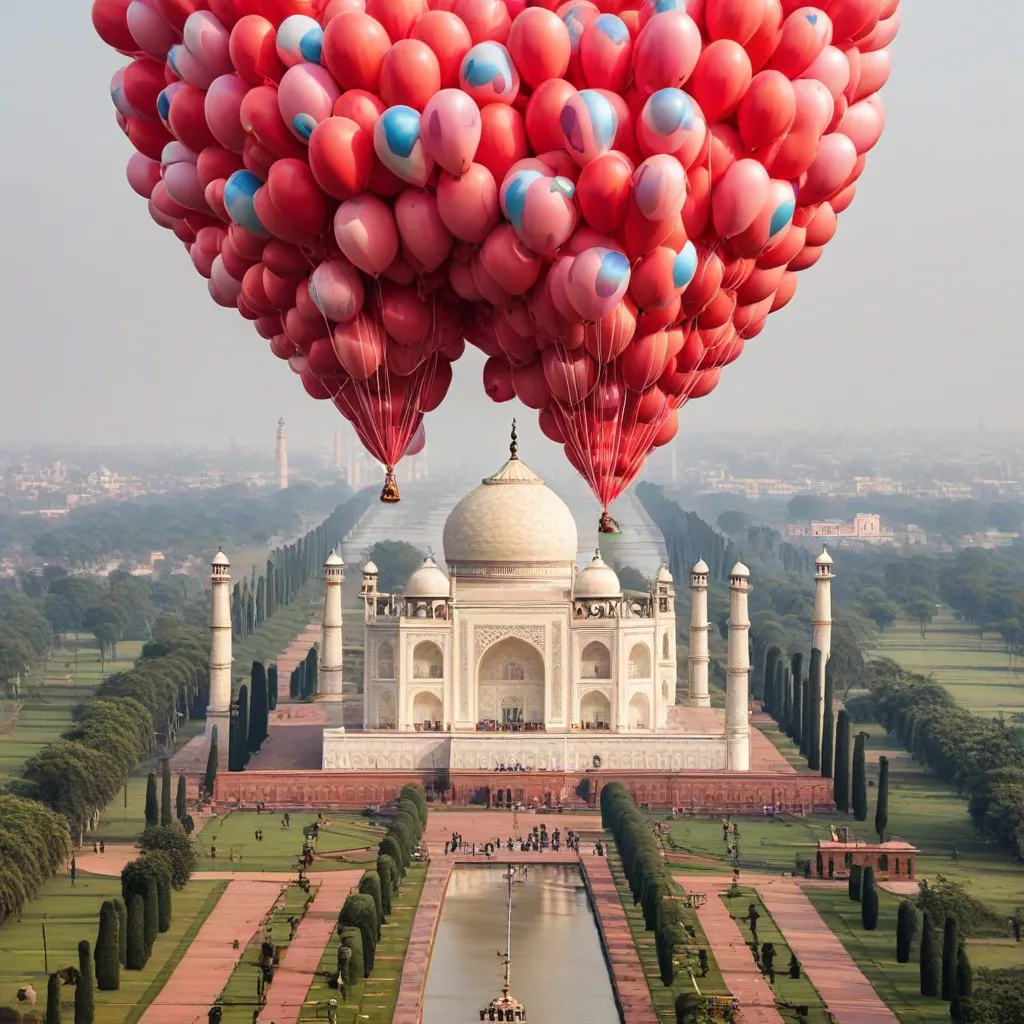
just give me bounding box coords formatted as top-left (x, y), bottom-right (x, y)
top-left (325, 550), bottom-right (344, 567)
top-left (815, 546), bottom-right (833, 566)
top-left (404, 556), bottom-right (449, 598)
top-left (730, 560), bottom-right (750, 579)
top-left (362, 560), bottom-right (379, 575)
top-left (574, 551), bottom-right (621, 599)
top-left (658, 564), bottom-right (675, 582)
top-left (690, 559), bottom-right (708, 575)
top-left (211, 549), bottom-right (230, 567)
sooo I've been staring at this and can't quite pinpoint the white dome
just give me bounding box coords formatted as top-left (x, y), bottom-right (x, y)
top-left (211, 550), bottom-right (230, 567)
top-left (362, 560), bottom-right (379, 575)
top-left (325, 550), bottom-right (344, 567)
top-left (730, 560), bottom-right (750, 579)
top-left (815, 546), bottom-right (833, 566)
top-left (690, 560), bottom-right (708, 575)
top-left (404, 556), bottom-right (449, 598)
top-left (575, 551), bottom-right (621, 599)
top-left (443, 455), bottom-right (578, 571)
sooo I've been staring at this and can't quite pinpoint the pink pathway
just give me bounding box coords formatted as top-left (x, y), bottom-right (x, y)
top-left (583, 855), bottom-right (659, 1024)
top-left (139, 877), bottom-right (288, 1024)
top-left (392, 859), bottom-right (454, 1024)
top-left (257, 872), bottom-right (361, 1024)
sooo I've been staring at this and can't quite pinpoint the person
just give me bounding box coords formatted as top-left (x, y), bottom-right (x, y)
top-left (598, 511), bottom-right (620, 534)
top-left (100, 841), bottom-right (105, 854)
top-left (1012, 915), bottom-right (1021, 942)
top-left (93, 841), bottom-right (99, 854)
top-left (70, 857), bottom-right (77, 886)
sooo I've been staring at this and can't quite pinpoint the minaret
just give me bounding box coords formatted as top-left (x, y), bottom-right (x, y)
top-left (276, 418), bottom-right (288, 490)
top-left (319, 550), bottom-right (345, 700)
top-left (725, 560), bottom-right (751, 771)
top-left (688, 559), bottom-right (711, 707)
top-left (361, 560), bottom-right (379, 622)
top-left (812, 545), bottom-right (834, 737)
top-left (334, 432), bottom-right (342, 472)
top-left (207, 549), bottom-right (232, 758)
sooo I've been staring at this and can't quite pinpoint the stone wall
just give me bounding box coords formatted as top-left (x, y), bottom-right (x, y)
top-left (213, 768), bottom-right (835, 813)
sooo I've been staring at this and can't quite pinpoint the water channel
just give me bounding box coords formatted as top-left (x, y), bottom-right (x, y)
top-left (421, 864), bottom-right (621, 1024)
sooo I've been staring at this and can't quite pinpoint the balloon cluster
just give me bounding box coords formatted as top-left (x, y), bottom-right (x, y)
top-left (94, 0), bottom-right (898, 509)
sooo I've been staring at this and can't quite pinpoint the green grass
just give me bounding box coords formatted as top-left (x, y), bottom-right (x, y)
top-left (877, 613), bottom-right (1023, 718)
top-left (300, 861), bottom-right (428, 1023)
top-left (193, 811), bottom-right (384, 873)
top-left (0, 871), bottom-right (224, 1022)
top-left (719, 888), bottom-right (831, 1024)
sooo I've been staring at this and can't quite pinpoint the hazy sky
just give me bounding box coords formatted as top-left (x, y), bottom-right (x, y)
top-left (1, 0), bottom-right (1020, 460)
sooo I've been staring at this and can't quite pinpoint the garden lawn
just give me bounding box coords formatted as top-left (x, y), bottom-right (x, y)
top-left (194, 811), bottom-right (384, 872)
top-left (300, 861), bottom-right (428, 1024)
top-left (0, 870), bottom-right (224, 1023)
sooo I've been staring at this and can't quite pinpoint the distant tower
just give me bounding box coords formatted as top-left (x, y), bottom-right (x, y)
top-left (334, 432), bottom-right (342, 472)
top-left (725, 560), bottom-right (751, 771)
top-left (319, 551), bottom-right (345, 700)
top-left (207, 549), bottom-right (232, 761)
top-left (812, 545), bottom-right (834, 737)
top-left (276, 418), bottom-right (288, 490)
top-left (688, 559), bottom-right (711, 707)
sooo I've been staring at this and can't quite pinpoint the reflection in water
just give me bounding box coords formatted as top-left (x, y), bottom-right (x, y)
top-left (422, 865), bottom-right (620, 1024)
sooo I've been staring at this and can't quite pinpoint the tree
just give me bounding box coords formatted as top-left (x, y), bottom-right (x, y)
top-left (143, 876), bottom-right (159, 956)
top-left (875, 756), bottom-right (890, 842)
top-left (861, 867), bottom-right (878, 930)
top-left (834, 710), bottom-right (851, 813)
top-left (157, 875), bottom-right (172, 933)
top-left (126, 894), bottom-right (147, 970)
top-left (140, 823), bottom-right (196, 889)
top-left (175, 775), bottom-right (187, 821)
top-left (717, 510), bottom-right (752, 537)
top-left (46, 972), bottom-right (62, 1024)
top-left (204, 726), bottom-right (218, 799)
top-left (848, 864), bottom-right (862, 902)
top-left (955, 942), bottom-right (973, 1000)
top-left (359, 871), bottom-right (385, 934)
top-left (144, 773), bottom-right (158, 828)
top-left (920, 910), bottom-right (940, 997)
top-left (763, 647), bottom-right (779, 707)
top-left (906, 598), bottom-right (936, 640)
top-left (787, 495), bottom-right (832, 522)
top-left (160, 759), bottom-right (172, 827)
top-left (114, 898), bottom-right (127, 968)
top-left (895, 900), bottom-right (917, 964)
top-left (365, 540), bottom-right (425, 593)
top-left (942, 916), bottom-right (958, 1001)
top-left (791, 652), bottom-right (804, 747)
top-left (376, 856), bottom-right (394, 918)
top-left (821, 656), bottom-right (835, 778)
top-left (267, 664), bottom-right (278, 711)
top-left (94, 901), bottom-right (120, 991)
top-left (230, 685), bottom-right (249, 771)
top-left (851, 732), bottom-right (868, 821)
top-left (248, 662), bottom-right (268, 752)
top-left (807, 649), bottom-right (822, 771)
top-left (75, 940), bottom-right (95, 1024)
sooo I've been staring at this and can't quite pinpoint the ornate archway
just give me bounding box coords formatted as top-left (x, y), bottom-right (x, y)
top-left (375, 688), bottom-right (396, 728)
top-left (477, 637), bottom-right (545, 726)
top-left (627, 692), bottom-right (651, 729)
top-left (579, 688), bottom-right (611, 729)
top-left (411, 690), bottom-right (443, 725)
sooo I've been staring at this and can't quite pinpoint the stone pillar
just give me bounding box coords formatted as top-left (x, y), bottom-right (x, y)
top-left (207, 550), bottom-right (232, 760)
top-left (688, 559), bottom-right (711, 707)
top-left (276, 418), bottom-right (288, 490)
top-left (725, 561), bottom-right (751, 771)
top-left (319, 551), bottom-right (345, 700)
top-left (812, 546), bottom-right (834, 739)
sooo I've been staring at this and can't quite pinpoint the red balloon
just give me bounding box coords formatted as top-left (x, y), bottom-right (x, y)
top-left (705, 0), bottom-right (766, 46)
top-left (92, 0), bottom-right (137, 52)
top-left (745, 0), bottom-right (783, 72)
top-left (155, 0), bottom-right (205, 30)
top-left (576, 151), bottom-right (632, 234)
top-left (197, 147), bottom-right (244, 188)
top-left (411, 11), bottom-right (474, 89)
top-left (526, 79), bottom-right (577, 154)
top-left (123, 58), bottom-right (167, 119)
top-left (267, 159), bottom-right (328, 236)
top-left (737, 70), bottom-right (796, 154)
top-left (379, 39), bottom-right (442, 110)
top-left (507, 8), bottom-right (571, 89)
top-left (620, 330), bottom-right (669, 391)
top-left (323, 12), bottom-right (392, 93)
top-left (366, 0), bottom-right (428, 41)
top-left (168, 85), bottom-right (216, 153)
top-left (308, 117), bottom-right (374, 199)
top-left (127, 116), bottom-right (174, 159)
top-left (688, 39), bottom-right (752, 123)
top-left (483, 355), bottom-right (516, 401)
top-left (229, 15), bottom-right (285, 87)
top-left (453, 0), bottom-right (511, 44)
top-left (475, 104), bottom-right (528, 187)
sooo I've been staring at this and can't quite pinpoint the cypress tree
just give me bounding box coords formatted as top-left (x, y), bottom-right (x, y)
top-left (268, 664), bottom-right (279, 711)
top-left (861, 867), bottom-right (878, 930)
top-left (143, 875), bottom-right (159, 956)
top-left (834, 710), bottom-right (851, 813)
top-left (126, 894), bottom-right (147, 970)
top-left (955, 943), bottom-right (973, 999)
top-left (848, 863), bottom-right (862, 902)
top-left (800, 664), bottom-right (812, 757)
top-left (808, 649), bottom-right (822, 770)
top-left (941, 916), bottom-right (958, 1001)
top-left (359, 871), bottom-right (385, 934)
top-left (233, 685), bottom-right (249, 770)
top-left (790, 653), bottom-right (803, 744)
top-left (920, 910), bottom-right (940, 997)
top-left (114, 898), bottom-right (127, 968)
top-left (896, 900), bottom-right (917, 964)
top-left (305, 648), bottom-right (318, 698)
top-left (376, 856), bottom-right (394, 918)
top-left (76, 940), bottom-right (95, 1024)
top-left (176, 775), bottom-right (187, 821)
top-left (157, 877), bottom-right (172, 933)
top-left (821, 657), bottom-right (835, 778)
top-left (204, 726), bottom-right (218, 799)
top-left (852, 732), bottom-right (868, 821)
top-left (249, 661), bottom-right (268, 752)
top-left (160, 759), bottom-right (172, 827)
top-left (770, 659), bottom-right (783, 717)
top-left (46, 972), bottom-right (62, 1024)
top-left (763, 647), bottom-right (779, 704)
top-left (875, 756), bottom-right (890, 842)
top-left (144, 773), bottom-right (158, 828)
top-left (94, 901), bottom-right (120, 991)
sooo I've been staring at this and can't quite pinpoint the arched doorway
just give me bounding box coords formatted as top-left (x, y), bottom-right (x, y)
top-left (412, 690), bottom-right (443, 726)
top-left (579, 688), bottom-right (611, 730)
top-left (376, 688), bottom-right (396, 728)
top-left (477, 637), bottom-right (545, 727)
top-left (628, 692), bottom-right (651, 729)
top-left (628, 643), bottom-right (651, 679)
top-left (412, 641), bottom-right (444, 679)
top-left (580, 641), bottom-right (611, 680)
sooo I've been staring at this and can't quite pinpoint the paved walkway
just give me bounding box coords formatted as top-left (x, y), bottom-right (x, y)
top-left (257, 872), bottom-right (360, 1024)
top-left (583, 855), bottom-right (659, 1024)
top-left (677, 874), bottom-right (899, 1024)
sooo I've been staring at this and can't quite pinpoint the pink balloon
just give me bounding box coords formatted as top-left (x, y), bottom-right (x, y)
top-left (395, 189), bottom-right (454, 271)
top-left (183, 11), bottom-right (233, 77)
top-left (480, 223), bottom-right (541, 295)
top-left (333, 193), bottom-right (399, 274)
top-left (126, 152), bottom-right (162, 197)
top-left (705, 0), bottom-right (766, 46)
top-left (566, 246), bottom-right (631, 322)
top-left (688, 38), bottom-right (752, 123)
top-left (209, 253), bottom-right (242, 303)
top-left (516, 174), bottom-right (579, 256)
top-left (169, 42), bottom-right (216, 88)
top-left (205, 74), bottom-right (249, 152)
top-left (632, 154), bottom-right (687, 221)
top-left (799, 130), bottom-right (857, 204)
top-left (542, 346), bottom-right (598, 404)
top-left (404, 421), bottom-right (426, 455)
top-left (309, 259), bottom-right (364, 322)
top-left (631, 11), bottom-right (702, 95)
top-left (163, 148), bottom-right (209, 210)
top-left (436, 163), bottom-right (500, 242)
top-left (838, 93), bottom-right (885, 154)
top-left (767, 7), bottom-right (833, 78)
top-left (854, 48), bottom-right (890, 101)
top-left (860, 10), bottom-right (899, 51)
top-left (332, 314), bottom-right (386, 380)
top-left (128, 0), bottom-right (179, 60)
top-left (421, 88), bottom-right (482, 175)
top-left (737, 69), bottom-right (796, 153)
top-left (712, 157), bottom-right (769, 238)
top-left (278, 63), bottom-right (342, 142)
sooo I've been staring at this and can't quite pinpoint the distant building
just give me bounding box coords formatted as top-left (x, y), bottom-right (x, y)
top-left (789, 513), bottom-right (894, 544)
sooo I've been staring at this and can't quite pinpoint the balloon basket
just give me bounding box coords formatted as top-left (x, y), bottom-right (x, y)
top-left (380, 469), bottom-right (400, 504)
top-left (597, 512), bottom-right (621, 536)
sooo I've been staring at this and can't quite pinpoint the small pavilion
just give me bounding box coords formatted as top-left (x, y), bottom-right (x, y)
top-left (815, 834), bottom-right (920, 881)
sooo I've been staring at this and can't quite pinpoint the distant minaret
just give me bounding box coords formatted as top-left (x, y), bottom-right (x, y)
top-left (319, 551), bottom-right (345, 700)
top-left (725, 560), bottom-right (751, 771)
top-left (207, 549), bottom-right (232, 760)
top-left (334, 432), bottom-right (342, 472)
top-left (688, 559), bottom-right (711, 707)
top-left (812, 545), bottom-right (834, 737)
top-left (276, 418), bottom-right (288, 490)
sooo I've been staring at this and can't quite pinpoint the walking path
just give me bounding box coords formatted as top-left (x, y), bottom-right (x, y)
top-left (393, 858), bottom-right (454, 1024)
top-left (677, 874), bottom-right (899, 1024)
top-left (257, 872), bottom-right (360, 1024)
top-left (583, 855), bottom-right (659, 1024)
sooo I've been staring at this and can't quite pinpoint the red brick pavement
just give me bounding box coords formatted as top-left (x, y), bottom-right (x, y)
top-left (582, 855), bottom-right (659, 1024)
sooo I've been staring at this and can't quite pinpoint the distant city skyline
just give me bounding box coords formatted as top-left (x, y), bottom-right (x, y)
top-left (1, 1), bottom-right (1020, 457)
